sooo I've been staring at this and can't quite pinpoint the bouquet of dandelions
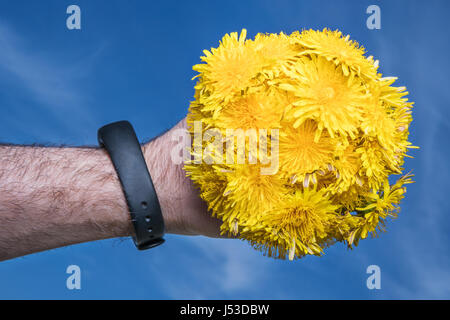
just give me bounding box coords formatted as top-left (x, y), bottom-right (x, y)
top-left (184, 28), bottom-right (416, 260)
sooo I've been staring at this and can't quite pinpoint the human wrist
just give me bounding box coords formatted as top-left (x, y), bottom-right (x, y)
top-left (97, 119), bottom-right (187, 239)
top-left (142, 136), bottom-right (176, 235)
top-left (141, 120), bottom-right (191, 235)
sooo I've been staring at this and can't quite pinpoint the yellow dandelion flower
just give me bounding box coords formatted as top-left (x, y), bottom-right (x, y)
top-left (296, 28), bottom-right (379, 80)
top-left (193, 29), bottom-right (262, 112)
top-left (361, 101), bottom-right (397, 150)
top-left (185, 164), bottom-right (228, 216)
top-left (280, 55), bottom-right (369, 138)
top-left (279, 119), bottom-right (335, 177)
top-left (333, 144), bottom-right (363, 192)
top-left (214, 90), bottom-right (286, 130)
top-left (243, 188), bottom-right (339, 260)
top-left (348, 173), bottom-right (414, 246)
top-left (357, 139), bottom-right (389, 189)
top-left (250, 32), bottom-right (300, 75)
top-left (223, 164), bottom-right (288, 220)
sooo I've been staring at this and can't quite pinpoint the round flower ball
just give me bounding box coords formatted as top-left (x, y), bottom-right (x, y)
top-left (184, 28), bottom-right (415, 260)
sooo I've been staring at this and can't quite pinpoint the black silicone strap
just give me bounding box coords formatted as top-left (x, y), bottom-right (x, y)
top-left (98, 121), bottom-right (165, 250)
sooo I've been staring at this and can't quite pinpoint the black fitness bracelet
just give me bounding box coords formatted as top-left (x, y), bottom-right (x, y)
top-left (98, 121), bottom-right (165, 250)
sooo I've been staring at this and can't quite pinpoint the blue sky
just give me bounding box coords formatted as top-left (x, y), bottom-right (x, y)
top-left (0, 0), bottom-right (449, 299)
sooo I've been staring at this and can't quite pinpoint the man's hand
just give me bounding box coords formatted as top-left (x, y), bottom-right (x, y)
top-left (0, 118), bottom-right (221, 261)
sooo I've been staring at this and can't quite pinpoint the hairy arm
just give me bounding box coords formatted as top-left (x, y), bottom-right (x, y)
top-left (0, 119), bottom-right (221, 261)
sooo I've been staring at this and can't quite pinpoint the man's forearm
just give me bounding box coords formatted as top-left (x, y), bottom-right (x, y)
top-left (0, 119), bottom-right (222, 261)
top-left (0, 144), bottom-right (134, 260)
